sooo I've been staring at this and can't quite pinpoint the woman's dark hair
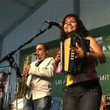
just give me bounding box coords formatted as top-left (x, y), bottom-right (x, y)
top-left (60, 13), bottom-right (89, 40)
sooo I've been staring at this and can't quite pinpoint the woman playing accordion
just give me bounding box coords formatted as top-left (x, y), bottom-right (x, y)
top-left (55, 13), bottom-right (106, 110)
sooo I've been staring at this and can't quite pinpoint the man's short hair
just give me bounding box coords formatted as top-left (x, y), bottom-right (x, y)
top-left (37, 43), bottom-right (49, 51)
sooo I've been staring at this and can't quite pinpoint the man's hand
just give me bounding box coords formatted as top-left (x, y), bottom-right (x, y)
top-left (23, 65), bottom-right (30, 75)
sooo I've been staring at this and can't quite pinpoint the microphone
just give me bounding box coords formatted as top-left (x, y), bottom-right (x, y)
top-left (45, 20), bottom-right (62, 29)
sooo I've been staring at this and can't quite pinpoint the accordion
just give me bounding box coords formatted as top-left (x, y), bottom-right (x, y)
top-left (60, 34), bottom-right (90, 73)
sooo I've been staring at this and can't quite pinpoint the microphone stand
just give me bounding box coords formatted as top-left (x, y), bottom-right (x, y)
top-left (4, 55), bottom-right (14, 110)
top-left (0, 24), bottom-right (51, 64)
top-left (0, 23), bottom-right (52, 110)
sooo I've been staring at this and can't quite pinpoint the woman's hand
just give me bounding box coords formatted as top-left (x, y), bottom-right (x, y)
top-left (70, 42), bottom-right (85, 59)
top-left (55, 51), bottom-right (61, 64)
